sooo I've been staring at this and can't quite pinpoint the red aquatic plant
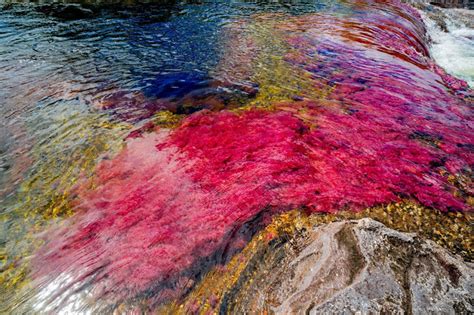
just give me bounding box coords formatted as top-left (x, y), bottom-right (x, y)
top-left (33, 0), bottom-right (473, 310)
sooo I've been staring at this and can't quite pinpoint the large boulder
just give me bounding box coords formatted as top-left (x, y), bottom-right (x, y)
top-left (219, 219), bottom-right (473, 314)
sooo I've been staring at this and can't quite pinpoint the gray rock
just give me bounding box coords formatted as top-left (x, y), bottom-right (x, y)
top-left (221, 219), bottom-right (473, 314)
top-left (429, 0), bottom-right (471, 9)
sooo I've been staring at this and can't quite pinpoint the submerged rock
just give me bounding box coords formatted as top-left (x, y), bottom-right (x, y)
top-left (214, 218), bottom-right (473, 314)
top-left (36, 4), bottom-right (96, 20)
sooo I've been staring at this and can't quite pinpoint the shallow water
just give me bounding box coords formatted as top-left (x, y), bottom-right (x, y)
top-left (0, 0), bottom-right (473, 313)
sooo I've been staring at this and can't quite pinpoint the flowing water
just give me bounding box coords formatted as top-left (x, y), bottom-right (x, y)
top-left (0, 0), bottom-right (472, 313)
top-left (420, 7), bottom-right (474, 87)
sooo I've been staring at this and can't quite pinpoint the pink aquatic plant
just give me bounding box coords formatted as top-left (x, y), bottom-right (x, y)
top-left (33, 0), bottom-right (473, 310)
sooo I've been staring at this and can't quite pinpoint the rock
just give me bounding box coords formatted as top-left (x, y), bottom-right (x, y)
top-left (448, 9), bottom-right (474, 28)
top-left (429, 0), bottom-right (471, 9)
top-left (36, 4), bottom-right (95, 20)
top-left (219, 219), bottom-right (473, 314)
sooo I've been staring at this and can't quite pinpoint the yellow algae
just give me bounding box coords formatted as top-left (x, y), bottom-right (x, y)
top-left (158, 210), bottom-right (312, 315)
top-left (245, 17), bottom-right (330, 109)
top-left (153, 110), bottom-right (185, 129)
top-left (0, 109), bottom-right (129, 307)
top-left (16, 117), bottom-right (128, 221)
top-left (215, 15), bottom-right (333, 114)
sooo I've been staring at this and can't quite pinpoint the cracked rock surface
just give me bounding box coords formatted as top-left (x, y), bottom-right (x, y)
top-left (220, 218), bottom-right (473, 314)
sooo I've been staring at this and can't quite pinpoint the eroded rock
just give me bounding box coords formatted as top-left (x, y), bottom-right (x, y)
top-left (217, 219), bottom-right (473, 314)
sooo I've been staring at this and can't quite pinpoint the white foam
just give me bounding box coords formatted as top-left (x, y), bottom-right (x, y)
top-left (420, 9), bottom-right (474, 87)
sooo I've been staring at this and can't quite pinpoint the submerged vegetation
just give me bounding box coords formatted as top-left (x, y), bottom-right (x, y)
top-left (0, 0), bottom-right (472, 313)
